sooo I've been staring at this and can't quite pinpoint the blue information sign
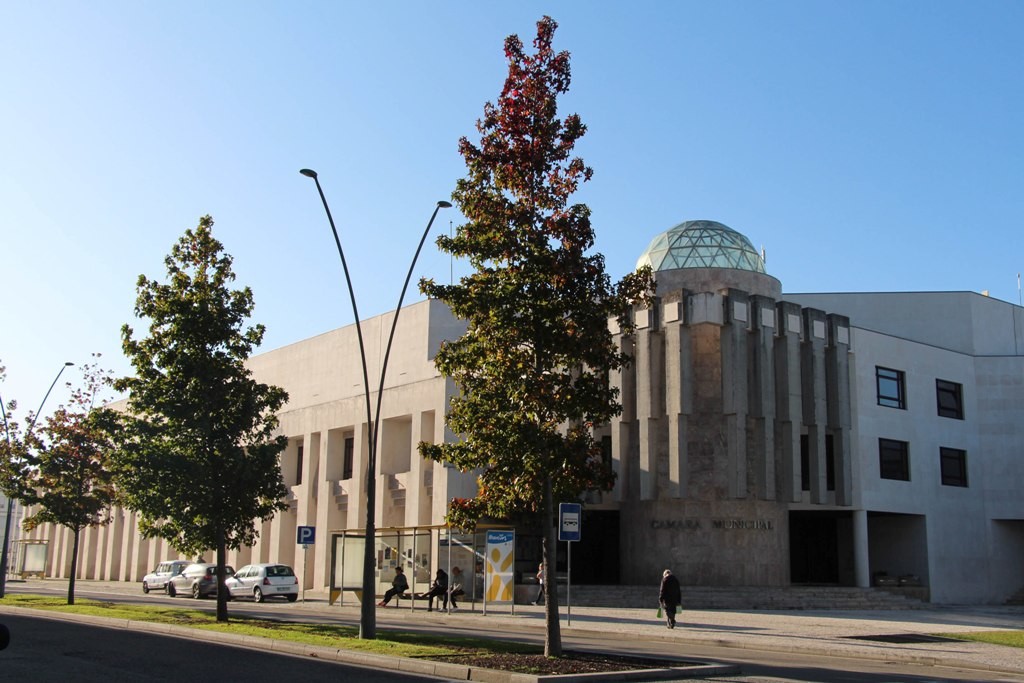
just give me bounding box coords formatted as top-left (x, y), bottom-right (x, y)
top-left (296, 526), bottom-right (316, 545)
top-left (558, 503), bottom-right (581, 542)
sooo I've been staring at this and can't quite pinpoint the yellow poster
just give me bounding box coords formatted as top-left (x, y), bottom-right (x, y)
top-left (485, 530), bottom-right (515, 603)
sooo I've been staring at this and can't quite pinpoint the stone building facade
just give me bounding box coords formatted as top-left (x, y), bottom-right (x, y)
top-left (14, 220), bottom-right (1024, 604)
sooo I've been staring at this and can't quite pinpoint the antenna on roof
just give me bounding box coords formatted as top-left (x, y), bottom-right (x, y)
top-left (1018, 272), bottom-right (1021, 306)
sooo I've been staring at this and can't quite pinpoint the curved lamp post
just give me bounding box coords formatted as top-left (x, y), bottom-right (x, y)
top-left (301, 168), bottom-right (450, 639)
top-left (0, 361), bottom-right (74, 597)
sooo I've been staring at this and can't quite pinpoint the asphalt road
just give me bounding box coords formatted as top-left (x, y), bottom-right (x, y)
top-left (8, 582), bottom-right (1024, 683)
top-left (0, 612), bottom-right (447, 682)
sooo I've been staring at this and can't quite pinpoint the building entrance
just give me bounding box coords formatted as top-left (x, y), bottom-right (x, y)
top-left (789, 510), bottom-right (854, 585)
top-left (570, 510), bottom-right (619, 584)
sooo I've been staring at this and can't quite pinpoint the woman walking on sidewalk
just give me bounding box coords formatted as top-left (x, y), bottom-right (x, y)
top-left (659, 568), bottom-right (681, 629)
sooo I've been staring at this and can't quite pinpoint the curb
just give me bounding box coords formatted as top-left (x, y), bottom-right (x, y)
top-left (0, 606), bottom-right (739, 682)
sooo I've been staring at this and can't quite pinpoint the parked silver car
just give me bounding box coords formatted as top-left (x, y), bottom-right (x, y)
top-left (167, 563), bottom-right (235, 599)
top-left (224, 563), bottom-right (299, 602)
top-left (141, 560), bottom-right (189, 594)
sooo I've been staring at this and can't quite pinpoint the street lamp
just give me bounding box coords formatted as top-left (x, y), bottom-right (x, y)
top-left (0, 361), bottom-right (74, 597)
top-left (300, 168), bottom-right (450, 639)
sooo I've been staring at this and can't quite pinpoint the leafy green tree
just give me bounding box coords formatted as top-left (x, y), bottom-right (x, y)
top-left (419, 17), bottom-right (652, 656)
top-left (113, 216), bottom-right (288, 622)
top-left (12, 358), bottom-right (118, 605)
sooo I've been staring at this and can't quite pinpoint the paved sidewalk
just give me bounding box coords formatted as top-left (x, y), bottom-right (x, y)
top-left (330, 597), bottom-right (1024, 676)
top-left (10, 579), bottom-right (1024, 678)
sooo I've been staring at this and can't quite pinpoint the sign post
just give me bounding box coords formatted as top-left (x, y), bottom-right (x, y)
top-left (558, 503), bottom-right (581, 624)
top-left (296, 526), bottom-right (316, 602)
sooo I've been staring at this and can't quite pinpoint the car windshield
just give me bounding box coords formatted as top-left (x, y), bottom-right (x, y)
top-left (267, 565), bottom-right (294, 577)
top-left (207, 566), bottom-right (234, 576)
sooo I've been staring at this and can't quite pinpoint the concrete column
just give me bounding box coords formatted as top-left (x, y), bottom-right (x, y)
top-left (801, 307), bottom-right (829, 505)
top-left (294, 432), bottom-right (319, 590)
top-left (349, 421), bottom-right (370, 529)
top-left (106, 509), bottom-right (124, 580)
top-left (853, 509), bottom-right (870, 587)
top-left (268, 497), bottom-right (297, 568)
top-left (749, 296), bottom-right (777, 500)
top-left (663, 297), bottom-right (691, 499)
top-left (826, 314), bottom-right (854, 506)
top-left (118, 507), bottom-right (134, 581)
top-left (609, 323), bottom-right (635, 503)
top-left (406, 411), bottom-right (435, 527)
top-left (774, 301), bottom-right (804, 503)
top-left (635, 302), bottom-right (662, 501)
top-left (314, 428), bottom-right (346, 591)
top-left (58, 525), bottom-right (72, 577)
top-left (133, 514), bottom-right (152, 581)
top-left (83, 525), bottom-right (99, 578)
top-left (722, 290), bottom-right (750, 499)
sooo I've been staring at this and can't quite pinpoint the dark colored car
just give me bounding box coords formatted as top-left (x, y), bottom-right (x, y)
top-left (167, 563), bottom-right (235, 599)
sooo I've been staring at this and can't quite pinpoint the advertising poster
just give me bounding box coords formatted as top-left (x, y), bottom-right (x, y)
top-left (484, 529), bottom-right (515, 603)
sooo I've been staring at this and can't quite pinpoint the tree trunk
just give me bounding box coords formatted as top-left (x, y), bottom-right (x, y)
top-left (67, 527), bottom-right (80, 605)
top-left (216, 526), bottom-right (228, 622)
top-left (541, 474), bottom-right (562, 656)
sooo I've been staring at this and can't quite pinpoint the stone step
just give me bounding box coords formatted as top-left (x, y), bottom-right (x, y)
top-left (1006, 586), bottom-right (1024, 606)
top-left (558, 585), bottom-right (928, 610)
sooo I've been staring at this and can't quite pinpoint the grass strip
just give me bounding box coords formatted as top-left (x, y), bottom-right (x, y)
top-left (1, 593), bottom-right (540, 659)
top-left (939, 631), bottom-right (1024, 649)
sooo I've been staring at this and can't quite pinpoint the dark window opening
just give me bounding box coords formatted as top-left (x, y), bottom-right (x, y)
top-left (799, 434), bottom-right (835, 492)
top-left (876, 366), bottom-right (906, 409)
top-left (600, 435), bottom-right (612, 469)
top-left (940, 447), bottom-right (968, 487)
top-left (879, 438), bottom-right (910, 481)
top-left (296, 445), bottom-right (303, 485)
top-left (343, 436), bottom-right (354, 480)
top-left (936, 379), bottom-right (964, 419)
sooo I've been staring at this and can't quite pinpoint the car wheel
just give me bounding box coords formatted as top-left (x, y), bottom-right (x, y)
top-left (286, 594), bottom-right (297, 603)
top-left (253, 587), bottom-right (264, 603)
top-left (192, 584), bottom-right (202, 599)
top-left (167, 583), bottom-right (177, 598)
top-left (142, 582), bottom-right (150, 594)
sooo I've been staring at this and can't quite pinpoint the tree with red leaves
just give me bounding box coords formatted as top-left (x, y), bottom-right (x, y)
top-left (12, 358), bottom-right (118, 605)
top-left (420, 17), bottom-right (652, 656)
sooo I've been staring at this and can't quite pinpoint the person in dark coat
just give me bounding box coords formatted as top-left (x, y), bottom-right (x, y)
top-left (659, 568), bottom-right (682, 629)
top-left (377, 566), bottom-right (409, 607)
top-left (424, 568), bottom-right (449, 611)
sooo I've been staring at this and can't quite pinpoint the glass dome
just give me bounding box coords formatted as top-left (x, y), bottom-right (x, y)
top-left (636, 220), bottom-right (766, 273)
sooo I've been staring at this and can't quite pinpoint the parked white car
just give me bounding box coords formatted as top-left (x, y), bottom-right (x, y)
top-left (225, 563), bottom-right (299, 602)
top-left (141, 560), bottom-right (189, 594)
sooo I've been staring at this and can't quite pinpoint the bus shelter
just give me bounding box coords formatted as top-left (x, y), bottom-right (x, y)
top-left (329, 524), bottom-right (514, 612)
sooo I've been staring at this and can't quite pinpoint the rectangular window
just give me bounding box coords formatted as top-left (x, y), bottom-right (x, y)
top-left (600, 435), bottom-right (612, 469)
top-left (296, 445), bottom-right (303, 485)
top-left (879, 438), bottom-right (910, 481)
top-left (876, 367), bottom-right (906, 409)
top-left (936, 379), bottom-right (964, 419)
top-left (343, 436), bottom-right (354, 480)
top-left (940, 447), bottom-right (968, 487)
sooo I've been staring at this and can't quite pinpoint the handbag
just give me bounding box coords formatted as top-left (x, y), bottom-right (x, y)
top-left (656, 605), bottom-right (663, 619)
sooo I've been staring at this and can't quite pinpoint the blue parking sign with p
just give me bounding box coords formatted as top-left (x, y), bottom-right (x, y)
top-left (296, 526), bottom-right (316, 545)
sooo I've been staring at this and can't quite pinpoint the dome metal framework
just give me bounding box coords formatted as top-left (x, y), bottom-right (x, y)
top-left (636, 220), bottom-right (766, 274)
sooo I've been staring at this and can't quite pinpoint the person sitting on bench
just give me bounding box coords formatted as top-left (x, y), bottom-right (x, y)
top-left (377, 566), bottom-right (408, 607)
top-left (448, 566), bottom-right (466, 610)
top-left (424, 568), bottom-right (448, 611)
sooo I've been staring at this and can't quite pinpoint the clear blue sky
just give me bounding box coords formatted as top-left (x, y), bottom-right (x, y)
top-left (2, 1), bottom-right (1021, 414)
